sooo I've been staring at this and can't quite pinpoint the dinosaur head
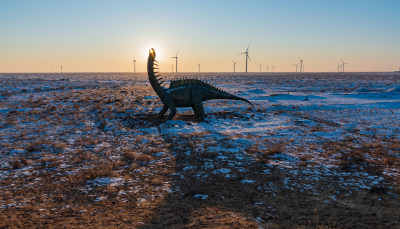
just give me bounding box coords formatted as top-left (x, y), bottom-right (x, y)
top-left (148, 48), bottom-right (156, 60)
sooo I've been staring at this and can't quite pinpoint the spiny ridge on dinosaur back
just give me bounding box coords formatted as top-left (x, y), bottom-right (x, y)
top-left (147, 48), bottom-right (253, 122)
top-left (169, 78), bottom-right (233, 95)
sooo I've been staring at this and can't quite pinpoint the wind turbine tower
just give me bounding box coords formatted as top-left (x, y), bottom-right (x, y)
top-left (132, 57), bottom-right (137, 73)
top-left (299, 58), bottom-right (304, 72)
top-left (238, 43), bottom-right (251, 73)
top-left (258, 64), bottom-right (262, 72)
top-left (341, 59), bottom-right (348, 73)
top-left (61, 65), bottom-right (63, 73)
top-left (337, 64), bottom-right (341, 73)
top-left (232, 60), bottom-right (238, 73)
top-left (171, 51), bottom-right (179, 73)
top-left (198, 63), bottom-right (201, 73)
top-left (293, 63), bottom-right (298, 72)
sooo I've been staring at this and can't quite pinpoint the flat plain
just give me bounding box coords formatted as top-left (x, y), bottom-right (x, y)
top-left (0, 72), bottom-right (399, 228)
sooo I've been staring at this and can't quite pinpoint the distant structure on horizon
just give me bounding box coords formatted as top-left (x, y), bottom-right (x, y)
top-left (61, 65), bottom-right (63, 73)
top-left (258, 64), bottom-right (262, 72)
top-left (131, 57), bottom-right (137, 73)
top-left (341, 59), bottom-right (348, 72)
top-left (232, 60), bottom-right (238, 73)
top-left (299, 58), bottom-right (304, 72)
top-left (293, 63), bottom-right (298, 72)
top-left (238, 43), bottom-right (251, 73)
top-left (171, 51), bottom-right (179, 73)
top-left (197, 62), bottom-right (201, 73)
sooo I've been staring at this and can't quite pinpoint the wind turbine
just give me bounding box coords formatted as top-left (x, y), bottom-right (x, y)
top-left (61, 65), bottom-right (63, 73)
top-left (238, 43), bottom-right (251, 73)
top-left (272, 65), bottom-right (275, 73)
top-left (258, 64), bottom-right (262, 72)
top-left (131, 57), bottom-right (137, 73)
top-left (197, 62), bottom-right (201, 73)
top-left (293, 63), bottom-right (298, 72)
top-left (341, 59), bottom-right (348, 72)
top-left (337, 64), bottom-right (341, 73)
top-left (299, 58), bottom-right (304, 72)
top-left (232, 60), bottom-right (238, 73)
top-left (171, 51), bottom-right (179, 73)
top-left (266, 65), bottom-right (269, 72)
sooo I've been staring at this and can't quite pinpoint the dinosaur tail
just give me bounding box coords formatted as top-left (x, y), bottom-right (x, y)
top-left (204, 89), bottom-right (254, 107)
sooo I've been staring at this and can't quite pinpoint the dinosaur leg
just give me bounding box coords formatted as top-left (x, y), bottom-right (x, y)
top-left (157, 104), bottom-right (168, 121)
top-left (192, 101), bottom-right (205, 122)
top-left (191, 91), bottom-right (205, 122)
top-left (166, 101), bottom-right (176, 120)
top-left (197, 102), bottom-right (205, 121)
top-left (191, 105), bottom-right (200, 120)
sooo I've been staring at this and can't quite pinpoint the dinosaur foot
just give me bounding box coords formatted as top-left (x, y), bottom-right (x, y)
top-left (193, 116), bottom-right (205, 122)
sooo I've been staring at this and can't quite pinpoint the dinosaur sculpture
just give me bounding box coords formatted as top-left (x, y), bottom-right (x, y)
top-left (147, 48), bottom-right (253, 121)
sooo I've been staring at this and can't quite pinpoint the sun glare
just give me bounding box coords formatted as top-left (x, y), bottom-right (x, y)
top-left (145, 45), bottom-right (161, 59)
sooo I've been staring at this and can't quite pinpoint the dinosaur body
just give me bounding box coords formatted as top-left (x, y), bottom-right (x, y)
top-left (147, 48), bottom-right (253, 121)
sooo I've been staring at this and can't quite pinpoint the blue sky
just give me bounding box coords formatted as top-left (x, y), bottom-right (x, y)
top-left (1, 0), bottom-right (399, 72)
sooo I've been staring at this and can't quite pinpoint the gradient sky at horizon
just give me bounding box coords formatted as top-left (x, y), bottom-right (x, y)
top-left (1, 0), bottom-right (399, 73)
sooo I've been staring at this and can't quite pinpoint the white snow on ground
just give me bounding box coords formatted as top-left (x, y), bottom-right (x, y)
top-left (0, 72), bottom-right (399, 208)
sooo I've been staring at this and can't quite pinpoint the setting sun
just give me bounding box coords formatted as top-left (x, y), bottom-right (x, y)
top-left (145, 46), bottom-right (161, 59)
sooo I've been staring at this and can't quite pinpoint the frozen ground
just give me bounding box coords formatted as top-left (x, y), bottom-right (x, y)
top-left (0, 72), bottom-right (399, 228)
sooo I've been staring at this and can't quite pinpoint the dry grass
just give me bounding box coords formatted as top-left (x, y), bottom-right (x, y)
top-left (1, 73), bottom-right (399, 228)
top-left (122, 151), bottom-right (154, 164)
top-left (75, 162), bottom-right (119, 182)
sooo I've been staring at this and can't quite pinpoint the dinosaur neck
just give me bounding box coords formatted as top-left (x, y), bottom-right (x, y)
top-left (147, 56), bottom-right (166, 99)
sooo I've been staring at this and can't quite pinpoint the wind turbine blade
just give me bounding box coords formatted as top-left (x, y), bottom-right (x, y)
top-left (246, 42), bottom-right (250, 51)
top-left (176, 51), bottom-right (179, 57)
top-left (237, 52), bottom-right (245, 55)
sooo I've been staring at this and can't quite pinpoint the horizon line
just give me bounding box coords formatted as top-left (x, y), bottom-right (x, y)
top-left (1, 71), bottom-right (399, 74)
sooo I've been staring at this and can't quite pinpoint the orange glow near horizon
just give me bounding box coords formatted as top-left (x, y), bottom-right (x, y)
top-left (0, 1), bottom-right (399, 73)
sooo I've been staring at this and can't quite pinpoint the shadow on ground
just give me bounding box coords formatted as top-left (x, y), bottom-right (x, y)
top-left (127, 119), bottom-right (400, 228)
